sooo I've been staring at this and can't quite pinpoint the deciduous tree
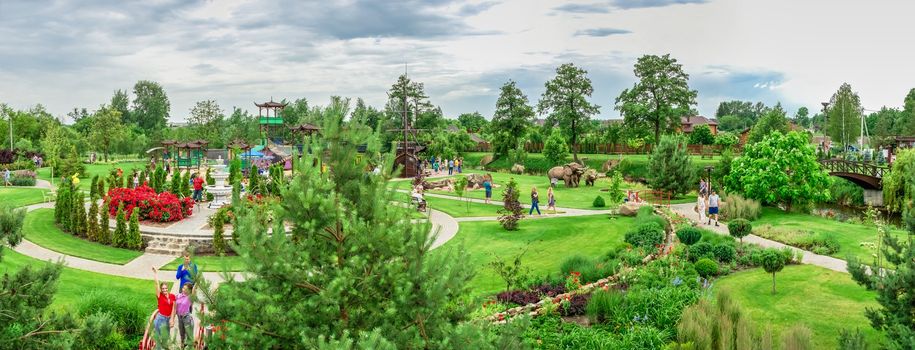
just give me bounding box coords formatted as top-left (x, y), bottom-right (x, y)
top-left (89, 106), bottom-right (125, 162)
top-left (726, 131), bottom-right (831, 211)
top-left (491, 80), bottom-right (534, 157)
top-left (542, 128), bottom-right (569, 166)
top-left (747, 103), bottom-right (790, 144)
top-left (826, 83), bottom-right (862, 150)
top-left (539, 63), bottom-right (600, 162)
top-left (616, 54), bottom-right (697, 143)
top-left (130, 80), bottom-right (170, 132)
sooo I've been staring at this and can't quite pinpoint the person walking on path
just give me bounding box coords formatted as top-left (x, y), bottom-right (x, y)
top-left (175, 283), bottom-right (195, 349)
top-left (546, 187), bottom-right (556, 213)
top-left (698, 178), bottom-right (708, 198)
top-left (529, 187), bottom-right (541, 215)
top-left (152, 267), bottom-right (175, 350)
top-left (3, 167), bottom-right (10, 186)
top-left (192, 173), bottom-right (204, 203)
top-left (447, 159), bottom-right (454, 175)
top-left (132, 173), bottom-right (140, 189)
top-left (697, 194), bottom-right (707, 225)
top-left (483, 177), bottom-right (492, 204)
top-left (708, 190), bottom-right (720, 226)
top-left (456, 158), bottom-right (462, 173)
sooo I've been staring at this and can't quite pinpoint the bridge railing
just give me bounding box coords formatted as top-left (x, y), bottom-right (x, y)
top-left (819, 159), bottom-right (889, 178)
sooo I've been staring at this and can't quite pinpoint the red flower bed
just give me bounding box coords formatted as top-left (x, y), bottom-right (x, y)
top-left (106, 185), bottom-right (194, 222)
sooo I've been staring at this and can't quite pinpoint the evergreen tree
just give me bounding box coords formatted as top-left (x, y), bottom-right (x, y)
top-left (747, 103), bottom-right (790, 144)
top-left (89, 175), bottom-right (98, 199)
top-left (248, 164), bottom-right (261, 195)
top-left (75, 192), bottom-right (87, 237)
top-left (197, 105), bottom-right (504, 349)
top-left (97, 201), bottom-right (110, 245)
top-left (498, 178), bottom-right (524, 230)
top-left (647, 134), bottom-right (695, 197)
top-left (212, 211), bottom-right (227, 256)
top-left (87, 199), bottom-right (99, 241)
top-left (55, 179), bottom-right (71, 225)
top-left (68, 189), bottom-right (80, 234)
top-left (127, 209), bottom-right (142, 250)
top-left (97, 176), bottom-right (106, 199)
top-left (180, 170), bottom-right (191, 198)
top-left (113, 203), bottom-right (127, 248)
top-left (170, 170), bottom-right (181, 194)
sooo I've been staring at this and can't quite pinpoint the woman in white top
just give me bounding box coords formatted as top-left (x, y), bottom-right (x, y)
top-left (697, 194), bottom-right (708, 224)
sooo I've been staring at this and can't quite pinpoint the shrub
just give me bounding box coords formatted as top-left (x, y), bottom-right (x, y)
top-left (695, 258), bottom-right (719, 278)
top-left (727, 218), bottom-right (752, 243)
top-left (586, 289), bottom-right (625, 324)
top-left (837, 328), bottom-right (868, 350)
top-left (558, 293), bottom-right (591, 316)
top-left (558, 255), bottom-right (619, 284)
top-left (213, 210), bottom-right (227, 256)
top-left (497, 178), bottom-right (523, 230)
top-left (688, 242), bottom-right (714, 262)
top-left (0, 206), bottom-right (26, 244)
top-left (87, 201), bottom-right (99, 242)
top-left (675, 291), bottom-right (767, 349)
top-left (113, 203), bottom-right (127, 248)
top-left (542, 129), bottom-right (569, 166)
top-left (126, 209), bottom-right (142, 250)
top-left (634, 206), bottom-right (668, 231)
top-left (625, 222), bottom-right (665, 249)
top-left (780, 325), bottom-right (813, 350)
top-left (76, 290), bottom-right (147, 346)
top-left (720, 194), bottom-right (761, 220)
top-left (676, 227), bottom-right (702, 246)
top-left (9, 170), bottom-right (36, 186)
top-left (592, 196), bottom-right (605, 208)
top-left (107, 185), bottom-right (194, 222)
top-left (713, 244), bottom-right (737, 263)
top-left (97, 201), bottom-right (110, 245)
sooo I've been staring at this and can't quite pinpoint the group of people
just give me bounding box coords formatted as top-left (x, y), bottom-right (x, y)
top-left (428, 156), bottom-right (464, 176)
top-left (527, 186), bottom-right (556, 215)
top-left (696, 178), bottom-right (720, 226)
top-left (152, 252), bottom-right (199, 349)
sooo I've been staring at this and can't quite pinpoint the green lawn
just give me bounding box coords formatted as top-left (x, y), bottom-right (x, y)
top-left (23, 208), bottom-right (143, 265)
top-left (463, 152), bottom-right (722, 175)
top-left (752, 207), bottom-right (908, 263)
top-left (715, 265), bottom-right (883, 348)
top-left (436, 214), bottom-right (632, 296)
top-left (0, 249), bottom-right (156, 312)
top-left (0, 187), bottom-right (49, 208)
top-left (36, 161), bottom-right (147, 190)
top-left (161, 255), bottom-right (247, 272)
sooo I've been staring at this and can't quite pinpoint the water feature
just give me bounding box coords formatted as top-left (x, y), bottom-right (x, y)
top-left (207, 158), bottom-right (232, 209)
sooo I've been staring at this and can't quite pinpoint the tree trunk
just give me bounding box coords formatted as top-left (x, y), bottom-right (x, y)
top-left (572, 119), bottom-right (578, 162)
top-left (654, 122), bottom-right (661, 146)
top-left (771, 272), bottom-right (776, 294)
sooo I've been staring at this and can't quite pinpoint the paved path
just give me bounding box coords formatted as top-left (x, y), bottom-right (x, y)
top-left (669, 203), bottom-right (849, 273)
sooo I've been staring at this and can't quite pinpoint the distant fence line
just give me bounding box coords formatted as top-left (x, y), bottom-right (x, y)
top-left (468, 143), bottom-right (739, 155)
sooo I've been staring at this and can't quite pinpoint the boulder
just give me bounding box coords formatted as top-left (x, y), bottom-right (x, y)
top-left (618, 203), bottom-right (640, 217)
top-left (480, 154), bottom-right (494, 166)
top-left (602, 159), bottom-right (620, 173)
top-left (511, 163), bottom-right (525, 174)
top-left (465, 173), bottom-right (492, 189)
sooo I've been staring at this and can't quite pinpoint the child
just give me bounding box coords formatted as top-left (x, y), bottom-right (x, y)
top-left (547, 187), bottom-right (556, 213)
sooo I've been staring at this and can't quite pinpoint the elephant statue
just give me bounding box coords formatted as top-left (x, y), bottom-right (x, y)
top-left (547, 163), bottom-right (588, 187)
top-left (583, 169), bottom-right (599, 187)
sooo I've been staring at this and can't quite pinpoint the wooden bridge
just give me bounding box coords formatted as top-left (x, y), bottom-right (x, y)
top-left (819, 159), bottom-right (889, 189)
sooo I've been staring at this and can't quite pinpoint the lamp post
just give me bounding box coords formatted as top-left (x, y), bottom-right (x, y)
top-left (704, 165), bottom-right (714, 193)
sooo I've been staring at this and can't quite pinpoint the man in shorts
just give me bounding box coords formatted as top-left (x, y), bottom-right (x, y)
top-left (708, 190), bottom-right (720, 226)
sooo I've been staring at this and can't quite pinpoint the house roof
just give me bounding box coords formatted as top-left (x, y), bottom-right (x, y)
top-left (680, 116), bottom-right (718, 132)
top-left (469, 133), bottom-right (487, 143)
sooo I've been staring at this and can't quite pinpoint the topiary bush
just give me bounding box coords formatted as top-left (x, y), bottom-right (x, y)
top-left (688, 242), bottom-right (714, 262)
top-left (695, 258), bottom-right (719, 278)
top-left (727, 218), bottom-right (752, 243)
top-left (625, 222), bottom-right (665, 249)
top-left (592, 196), bottom-right (606, 208)
top-left (676, 227), bottom-right (702, 246)
top-left (713, 244), bottom-right (736, 263)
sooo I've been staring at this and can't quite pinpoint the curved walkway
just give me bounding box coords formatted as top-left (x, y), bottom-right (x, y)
top-left (669, 203), bottom-right (848, 273)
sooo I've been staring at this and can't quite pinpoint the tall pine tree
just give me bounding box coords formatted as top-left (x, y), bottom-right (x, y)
top-left (197, 102), bottom-right (507, 349)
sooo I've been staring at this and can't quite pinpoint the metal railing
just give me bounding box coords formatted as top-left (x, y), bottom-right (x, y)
top-left (819, 159), bottom-right (888, 179)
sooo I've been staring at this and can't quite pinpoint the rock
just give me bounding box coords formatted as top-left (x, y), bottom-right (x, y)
top-left (423, 178), bottom-right (453, 190)
top-left (511, 163), bottom-right (525, 174)
top-left (618, 203), bottom-right (639, 216)
top-left (465, 173), bottom-right (492, 188)
top-left (602, 159), bottom-right (620, 173)
top-left (480, 154), bottom-right (494, 166)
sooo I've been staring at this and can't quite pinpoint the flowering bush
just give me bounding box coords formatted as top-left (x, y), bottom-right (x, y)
top-left (106, 185), bottom-right (193, 222)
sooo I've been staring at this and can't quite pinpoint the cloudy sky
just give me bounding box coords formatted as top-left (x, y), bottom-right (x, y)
top-left (1, 0), bottom-right (913, 123)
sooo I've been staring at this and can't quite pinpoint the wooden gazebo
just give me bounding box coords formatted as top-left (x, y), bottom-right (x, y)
top-left (256, 100), bottom-right (287, 142)
top-left (289, 123), bottom-right (320, 136)
top-left (175, 140), bottom-right (208, 170)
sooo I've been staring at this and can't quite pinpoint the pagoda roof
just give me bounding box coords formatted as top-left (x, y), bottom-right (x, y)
top-left (255, 101), bottom-right (287, 108)
top-left (289, 124), bottom-right (320, 133)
